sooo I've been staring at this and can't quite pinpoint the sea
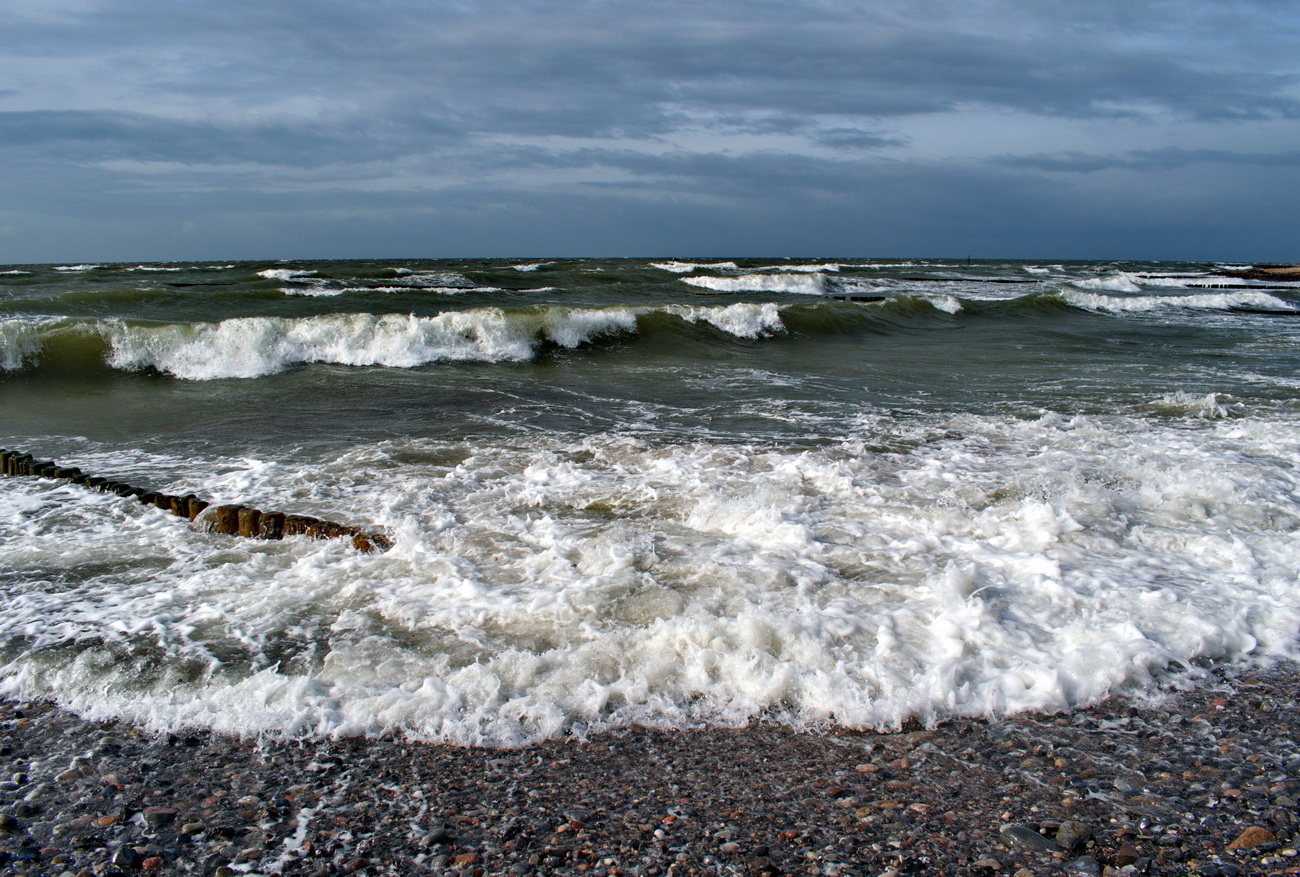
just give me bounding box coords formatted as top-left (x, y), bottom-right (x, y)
top-left (2, 257), bottom-right (1299, 747)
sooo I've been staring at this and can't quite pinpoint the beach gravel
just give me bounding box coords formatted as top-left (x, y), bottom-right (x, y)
top-left (2, 661), bottom-right (1299, 875)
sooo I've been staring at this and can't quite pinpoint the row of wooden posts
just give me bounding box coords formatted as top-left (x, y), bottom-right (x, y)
top-left (0, 448), bottom-right (393, 553)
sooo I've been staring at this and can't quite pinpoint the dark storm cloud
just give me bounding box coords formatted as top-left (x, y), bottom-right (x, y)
top-left (0, 0), bottom-right (1297, 260)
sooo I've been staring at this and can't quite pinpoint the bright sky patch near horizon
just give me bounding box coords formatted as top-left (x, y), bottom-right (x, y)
top-left (1, 0), bottom-right (1297, 262)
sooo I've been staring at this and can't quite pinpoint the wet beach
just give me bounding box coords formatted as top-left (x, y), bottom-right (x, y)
top-left (3, 660), bottom-right (1298, 877)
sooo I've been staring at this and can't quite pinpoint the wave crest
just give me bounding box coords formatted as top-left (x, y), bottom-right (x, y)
top-left (682, 274), bottom-right (828, 295)
top-left (1062, 289), bottom-right (1297, 313)
top-left (98, 303), bottom-right (790, 379)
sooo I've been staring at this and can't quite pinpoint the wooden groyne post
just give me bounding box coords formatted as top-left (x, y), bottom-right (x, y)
top-left (0, 448), bottom-right (393, 553)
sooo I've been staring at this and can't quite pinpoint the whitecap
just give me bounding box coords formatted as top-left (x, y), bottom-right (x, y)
top-left (681, 274), bottom-right (827, 295)
top-left (650, 261), bottom-right (741, 273)
top-left (1063, 289), bottom-right (1297, 314)
top-left (256, 268), bottom-right (317, 282)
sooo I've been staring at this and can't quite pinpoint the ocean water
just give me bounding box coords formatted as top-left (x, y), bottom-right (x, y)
top-left (2, 258), bottom-right (1299, 746)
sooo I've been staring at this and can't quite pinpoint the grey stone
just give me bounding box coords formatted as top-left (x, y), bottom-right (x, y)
top-left (998, 823), bottom-right (1062, 852)
top-left (1056, 820), bottom-right (1093, 851)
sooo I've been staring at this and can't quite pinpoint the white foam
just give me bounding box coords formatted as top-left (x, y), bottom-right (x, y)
top-left (256, 268), bottom-right (318, 282)
top-left (1062, 288), bottom-right (1297, 314)
top-left (650, 261), bottom-right (741, 273)
top-left (127, 265), bottom-right (184, 272)
top-left (1, 270), bottom-right (32, 275)
top-left (1072, 271), bottom-right (1243, 292)
top-left (399, 271), bottom-right (475, 289)
top-left (927, 295), bottom-right (963, 314)
top-left (754, 263), bottom-right (840, 273)
top-left (53, 264), bottom-right (101, 272)
top-left (4, 412), bottom-right (1299, 745)
top-left (670, 302), bottom-right (786, 337)
top-left (281, 282), bottom-right (344, 298)
top-left (512, 262), bottom-right (554, 272)
top-left (682, 274), bottom-right (828, 295)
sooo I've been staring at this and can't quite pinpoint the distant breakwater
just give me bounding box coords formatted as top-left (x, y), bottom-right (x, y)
top-left (0, 448), bottom-right (392, 553)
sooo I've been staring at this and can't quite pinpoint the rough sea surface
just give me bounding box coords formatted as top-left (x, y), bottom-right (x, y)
top-left (2, 258), bottom-right (1299, 746)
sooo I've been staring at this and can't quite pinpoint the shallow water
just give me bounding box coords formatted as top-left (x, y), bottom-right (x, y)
top-left (3, 258), bottom-right (1299, 744)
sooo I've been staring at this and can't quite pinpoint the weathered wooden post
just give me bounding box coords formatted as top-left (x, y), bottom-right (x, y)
top-left (257, 512), bottom-right (285, 540)
top-left (237, 507), bottom-right (262, 539)
top-left (214, 505), bottom-right (243, 536)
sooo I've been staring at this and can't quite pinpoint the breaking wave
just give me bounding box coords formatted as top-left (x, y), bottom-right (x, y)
top-left (0, 303), bottom-right (795, 379)
top-left (682, 274), bottom-right (829, 295)
top-left (1061, 289), bottom-right (1298, 314)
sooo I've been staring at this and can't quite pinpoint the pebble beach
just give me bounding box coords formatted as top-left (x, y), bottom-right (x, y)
top-left (3, 660), bottom-right (1299, 877)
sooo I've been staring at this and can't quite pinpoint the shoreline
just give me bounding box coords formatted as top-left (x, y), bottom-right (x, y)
top-left (2, 662), bottom-right (1298, 876)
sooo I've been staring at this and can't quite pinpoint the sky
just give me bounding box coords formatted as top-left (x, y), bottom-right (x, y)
top-left (1, 0), bottom-right (1298, 263)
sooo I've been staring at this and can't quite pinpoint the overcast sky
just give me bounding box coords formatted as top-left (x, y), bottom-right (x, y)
top-left (2, 0), bottom-right (1297, 262)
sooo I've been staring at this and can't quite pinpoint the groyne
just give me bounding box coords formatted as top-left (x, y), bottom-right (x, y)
top-left (0, 448), bottom-right (392, 552)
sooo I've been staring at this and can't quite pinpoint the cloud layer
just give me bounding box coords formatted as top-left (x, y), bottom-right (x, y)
top-left (2, 0), bottom-right (1298, 261)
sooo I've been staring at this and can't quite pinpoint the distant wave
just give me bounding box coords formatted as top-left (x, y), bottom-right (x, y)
top-left (682, 273), bottom-right (828, 295)
top-left (753, 263), bottom-right (840, 273)
top-left (1061, 288), bottom-right (1298, 314)
top-left (257, 268), bottom-right (318, 282)
top-left (650, 261), bottom-right (741, 273)
top-left (1070, 270), bottom-right (1273, 293)
top-left (276, 271), bottom-right (485, 297)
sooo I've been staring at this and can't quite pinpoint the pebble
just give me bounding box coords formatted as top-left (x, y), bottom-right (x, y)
top-left (1055, 819), bottom-right (1092, 851)
top-left (999, 823), bottom-right (1062, 852)
top-left (142, 806), bottom-right (176, 828)
top-left (1226, 825), bottom-right (1275, 850)
top-left (111, 846), bottom-right (142, 868)
top-left (0, 663), bottom-right (1299, 876)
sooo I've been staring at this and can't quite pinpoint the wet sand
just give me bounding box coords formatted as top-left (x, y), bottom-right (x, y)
top-left (2, 661), bottom-right (1298, 876)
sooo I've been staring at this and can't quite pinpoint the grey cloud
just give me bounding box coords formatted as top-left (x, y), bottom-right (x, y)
top-left (6, 0), bottom-right (1298, 137)
top-left (0, 109), bottom-right (465, 167)
top-left (1000, 147), bottom-right (1300, 173)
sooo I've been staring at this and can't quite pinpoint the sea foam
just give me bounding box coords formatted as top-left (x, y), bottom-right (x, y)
top-left (1063, 289), bottom-right (1297, 313)
top-left (3, 412), bottom-right (1299, 745)
top-left (682, 274), bottom-right (828, 295)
